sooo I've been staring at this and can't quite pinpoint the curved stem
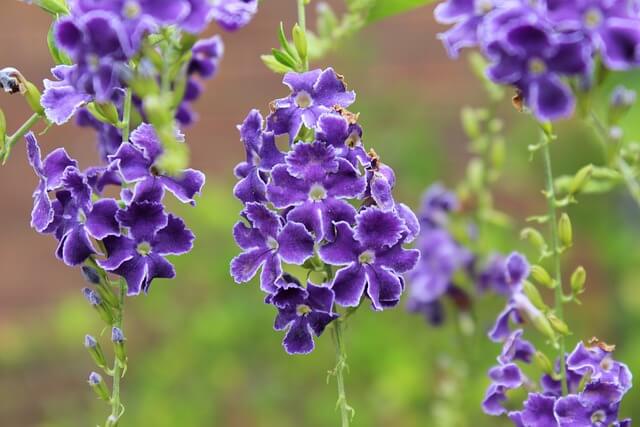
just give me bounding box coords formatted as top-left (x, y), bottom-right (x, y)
top-left (121, 89), bottom-right (133, 143)
top-left (540, 134), bottom-right (568, 396)
top-left (2, 112), bottom-right (41, 164)
top-left (109, 280), bottom-right (126, 423)
top-left (331, 319), bottom-right (353, 427)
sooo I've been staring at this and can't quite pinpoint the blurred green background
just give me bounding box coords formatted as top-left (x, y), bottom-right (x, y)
top-left (1, 1), bottom-right (640, 426)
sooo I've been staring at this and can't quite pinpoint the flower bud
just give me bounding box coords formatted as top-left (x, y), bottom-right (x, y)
top-left (609, 85), bottom-right (636, 125)
top-left (467, 158), bottom-right (484, 191)
top-left (25, 0), bottom-right (69, 15)
top-left (514, 293), bottom-right (556, 341)
top-left (292, 24), bottom-right (308, 61)
top-left (533, 351), bottom-right (554, 376)
top-left (106, 415), bottom-right (120, 427)
top-left (558, 213), bottom-right (572, 248)
top-left (112, 327), bottom-right (127, 366)
top-left (81, 266), bottom-right (100, 285)
top-left (520, 227), bottom-right (547, 254)
top-left (547, 313), bottom-right (571, 336)
top-left (95, 102), bottom-right (120, 125)
top-left (570, 266), bottom-right (586, 295)
top-left (0, 109), bottom-right (6, 149)
top-left (88, 372), bottom-right (110, 401)
top-left (569, 164), bottom-right (593, 195)
top-left (461, 107), bottom-right (481, 139)
top-left (23, 81), bottom-right (44, 116)
top-left (530, 265), bottom-right (555, 288)
top-left (83, 288), bottom-right (114, 325)
top-left (84, 335), bottom-right (107, 369)
top-left (490, 138), bottom-right (505, 171)
top-left (523, 281), bottom-right (547, 311)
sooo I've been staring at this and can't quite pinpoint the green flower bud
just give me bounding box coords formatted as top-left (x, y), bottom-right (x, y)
top-left (569, 164), bottom-right (593, 195)
top-left (534, 351), bottom-right (554, 376)
top-left (558, 213), bottom-right (573, 248)
top-left (88, 372), bottom-right (110, 401)
top-left (571, 266), bottom-right (587, 295)
top-left (95, 103), bottom-right (120, 125)
top-left (467, 158), bottom-right (484, 191)
top-left (532, 311), bottom-right (556, 341)
top-left (530, 265), bottom-right (555, 288)
top-left (31, 0), bottom-right (69, 15)
top-left (461, 107), bottom-right (481, 140)
top-left (23, 81), bottom-right (44, 116)
top-left (0, 108), bottom-right (6, 144)
top-left (292, 24), bottom-right (308, 62)
top-left (523, 281), bottom-right (547, 311)
top-left (84, 335), bottom-right (107, 369)
top-left (547, 313), bottom-right (571, 336)
top-left (520, 227), bottom-right (547, 254)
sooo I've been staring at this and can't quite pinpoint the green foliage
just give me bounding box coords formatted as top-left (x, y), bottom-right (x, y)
top-left (366, 0), bottom-right (439, 23)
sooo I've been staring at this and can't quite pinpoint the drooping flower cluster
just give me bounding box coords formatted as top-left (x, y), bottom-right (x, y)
top-left (406, 184), bottom-right (474, 325)
top-left (27, 123), bottom-right (202, 295)
top-left (482, 252), bottom-right (633, 426)
top-left (434, 0), bottom-right (640, 120)
top-left (231, 68), bottom-right (420, 354)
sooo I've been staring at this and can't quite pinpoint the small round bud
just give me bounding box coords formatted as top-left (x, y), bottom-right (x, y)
top-left (85, 335), bottom-right (107, 368)
top-left (611, 86), bottom-right (637, 108)
top-left (520, 227), bottom-right (547, 255)
top-left (82, 287), bottom-right (101, 306)
top-left (112, 327), bottom-right (127, 366)
top-left (84, 334), bottom-right (97, 349)
top-left (570, 266), bottom-right (587, 295)
top-left (88, 371), bottom-right (102, 386)
top-left (558, 213), bottom-right (573, 248)
top-left (534, 351), bottom-right (554, 376)
top-left (111, 327), bottom-right (125, 343)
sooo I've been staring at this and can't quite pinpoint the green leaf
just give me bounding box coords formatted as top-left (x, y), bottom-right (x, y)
top-left (366, 0), bottom-right (438, 23)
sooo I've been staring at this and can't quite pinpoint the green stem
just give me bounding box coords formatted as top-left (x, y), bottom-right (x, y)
top-left (331, 319), bottom-right (353, 427)
top-left (297, 0), bottom-right (309, 71)
top-left (589, 111), bottom-right (640, 210)
top-left (540, 134), bottom-right (569, 396)
top-left (109, 280), bottom-right (126, 424)
top-left (121, 89), bottom-right (133, 143)
top-left (2, 113), bottom-right (41, 163)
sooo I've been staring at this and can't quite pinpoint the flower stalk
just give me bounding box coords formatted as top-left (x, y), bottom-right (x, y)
top-left (540, 128), bottom-right (568, 396)
top-left (331, 317), bottom-right (354, 427)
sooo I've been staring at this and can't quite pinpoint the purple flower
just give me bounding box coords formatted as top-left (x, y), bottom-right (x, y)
top-left (417, 183), bottom-right (458, 229)
top-left (26, 134), bottom-right (121, 266)
top-left (188, 35), bottom-right (225, 79)
top-left (233, 110), bottom-right (284, 204)
top-left (484, 16), bottom-right (592, 121)
top-left (267, 141), bottom-right (366, 241)
top-left (110, 123), bottom-right (205, 204)
top-left (567, 340), bottom-right (633, 393)
top-left (212, 0), bottom-right (258, 32)
top-left (319, 207), bottom-right (420, 310)
top-left (315, 113), bottom-right (368, 168)
top-left (511, 393), bottom-right (558, 426)
top-left (41, 65), bottom-right (92, 125)
top-left (482, 363), bottom-right (525, 415)
top-left (231, 203), bottom-right (314, 292)
top-left (499, 329), bottom-right (535, 365)
top-left (547, 0), bottom-right (640, 70)
top-left (267, 68), bottom-right (356, 142)
top-left (554, 382), bottom-right (626, 426)
top-left (98, 201), bottom-right (195, 295)
top-left (266, 275), bottom-right (339, 354)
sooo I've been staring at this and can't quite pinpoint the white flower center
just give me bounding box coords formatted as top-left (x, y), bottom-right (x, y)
top-left (358, 250), bottom-right (376, 265)
top-left (590, 409), bottom-right (606, 424)
top-left (136, 241), bottom-right (152, 256)
top-left (123, 1), bottom-right (142, 19)
top-left (529, 58), bottom-right (547, 75)
top-left (584, 7), bottom-right (603, 29)
top-left (295, 90), bottom-right (313, 108)
top-left (296, 304), bottom-right (312, 316)
top-left (267, 237), bottom-right (279, 250)
top-left (309, 183), bottom-right (327, 201)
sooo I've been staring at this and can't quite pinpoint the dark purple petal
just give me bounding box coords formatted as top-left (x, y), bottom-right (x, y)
top-left (364, 265), bottom-right (403, 310)
top-left (277, 221), bottom-right (314, 264)
top-left (306, 283), bottom-right (335, 313)
top-left (233, 220), bottom-right (267, 250)
top-left (520, 393), bottom-right (558, 427)
top-left (99, 235), bottom-right (136, 270)
top-left (283, 319), bottom-right (314, 354)
top-left (116, 201), bottom-right (168, 242)
top-left (152, 215), bottom-right (195, 255)
top-left (110, 143), bottom-right (151, 182)
top-left (43, 148), bottom-right (78, 190)
top-left (528, 74), bottom-right (575, 121)
top-left (31, 182), bottom-right (54, 233)
top-left (266, 164), bottom-right (309, 208)
top-left (286, 202), bottom-right (323, 240)
top-left (143, 253), bottom-right (176, 293)
top-left (318, 221), bottom-right (359, 265)
top-left (112, 255), bottom-right (146, 296)
top-left (488, 363), bottom-right (524, 388)
top-left (61, 167), bottom-right (92, 212)
top-left (285, 141), bottom-right (338, 181)
top-left (313, 68), bottom-right (356, 108)
top-left (159, 168), bottom-right (205, 204)
top-left (354, 207), bottom-right (406, 250)
top-left (132, 176), bottom-right (166, 203)
top-left (325, 158), bottom-right (366, 199)
top-left (244, 202), bottom-right (281, 239)
top-left (230, 247), bottom-right (270, 284)
top-left (599, 18), bottom-right (640, 70)
top-left (376, 242), bottom-right (420, 274)
top-left (260, 253), bottom-right (282, 293)
top-left (331, 263), bottom-right (367, 307)
top-left (233, 168), bottom-right (267, 204)
top-left (129, 123), bottom-right (163, 162)
top-left (85, 198), bottom-right (120, 239)
top-left (61, 226), bottom-right (96, 266)
top-left (319, 198), bottom-right (357, 241)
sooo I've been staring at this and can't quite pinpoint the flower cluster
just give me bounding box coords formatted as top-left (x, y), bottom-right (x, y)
top-left (231, 68), bottom-right (420, 354)
top-left (27, 123), bottom-right (202, 295)
top-left (482, 252), bottom-right (633, 426)
top-left (406, 184), bottom-right (474, 325)
top-left (434, 0), bottom-right (640, 120)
